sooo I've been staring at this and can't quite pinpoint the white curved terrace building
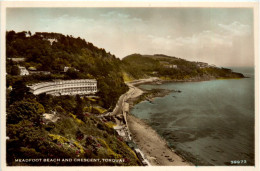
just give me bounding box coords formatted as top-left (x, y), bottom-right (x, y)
top-left (28, 79), bottom-right (97, 96)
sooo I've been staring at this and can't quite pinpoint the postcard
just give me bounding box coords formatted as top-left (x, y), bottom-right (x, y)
top-left (1, 1), bottom-right (259, 171)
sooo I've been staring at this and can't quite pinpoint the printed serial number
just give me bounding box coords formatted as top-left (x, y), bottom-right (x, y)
top-left (230, 160), bottom-right (247, 164)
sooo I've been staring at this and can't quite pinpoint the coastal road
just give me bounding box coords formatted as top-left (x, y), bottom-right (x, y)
top-left (98, 83), bottom-right (136, 117)
top-left (99, 77), bottom-right (159, 118)
top-left (110, 85), bottom-right (135, 116)
top-left (105, 78), bottom-right (157, 117)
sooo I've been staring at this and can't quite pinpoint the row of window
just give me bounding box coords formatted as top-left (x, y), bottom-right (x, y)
top-left (58, 87), bottom-right (97, 92)
top-left (32, 83), bottom-right (96, 89)
top-left (33, 85), bottom-right (97, 95)
top-left (30, 79), bottom-right (97, 90)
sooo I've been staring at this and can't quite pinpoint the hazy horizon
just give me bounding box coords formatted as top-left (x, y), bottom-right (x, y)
top-left (7, 8), bottom-right (254, 67)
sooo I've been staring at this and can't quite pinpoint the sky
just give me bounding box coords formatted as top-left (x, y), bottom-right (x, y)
top-left (6, 8), bottom-right (254, 67)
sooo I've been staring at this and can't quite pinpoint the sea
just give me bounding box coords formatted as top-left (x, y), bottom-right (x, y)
top-left (130, 67), bottom-right (255, 166)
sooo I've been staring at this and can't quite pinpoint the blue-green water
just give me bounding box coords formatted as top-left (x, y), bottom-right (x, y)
top-left (130, 68), bottom-right (254, 165)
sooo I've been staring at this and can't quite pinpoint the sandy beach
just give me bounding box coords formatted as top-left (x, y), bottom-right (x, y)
top-left (127, 114), bottom-right (192, 166)
top-left (126, 79), bottom-right (193, 166)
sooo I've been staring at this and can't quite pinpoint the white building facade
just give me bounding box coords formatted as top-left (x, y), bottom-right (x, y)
top-left (18, 66), bottom-right (29, 75)
top-left (28, 79), bottom-right (97, 96)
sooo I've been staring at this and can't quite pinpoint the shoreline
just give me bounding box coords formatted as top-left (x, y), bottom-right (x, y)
top-left (127, 114), bottom-right (192, 166)
top-left (122, 76), bottom-right (246, 166)
top-left (152, 76), bottom-right (245, 84)
top-left (125, 79), bottom-right (193, 166)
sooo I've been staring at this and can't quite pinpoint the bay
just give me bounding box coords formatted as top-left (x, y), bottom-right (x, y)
top-left (130, 67), bottom-right (255, 165)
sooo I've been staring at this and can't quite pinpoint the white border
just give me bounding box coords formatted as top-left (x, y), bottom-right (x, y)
top-left (0, 1), bottom-right (259, 171)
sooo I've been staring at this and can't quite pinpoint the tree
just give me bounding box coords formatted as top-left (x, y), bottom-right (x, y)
top-left (7, 100), bottom-right (45, 124)
top-left (66, 68), bottom-right (80, 79)
top-left (10, 65), bottom-right (20, 75)
top-left (9, 80), bottom-right (30, 104)
top-left (74, 95), bottom-right (83, 120)
top-left (6, 30), bottom-right (16, 42)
